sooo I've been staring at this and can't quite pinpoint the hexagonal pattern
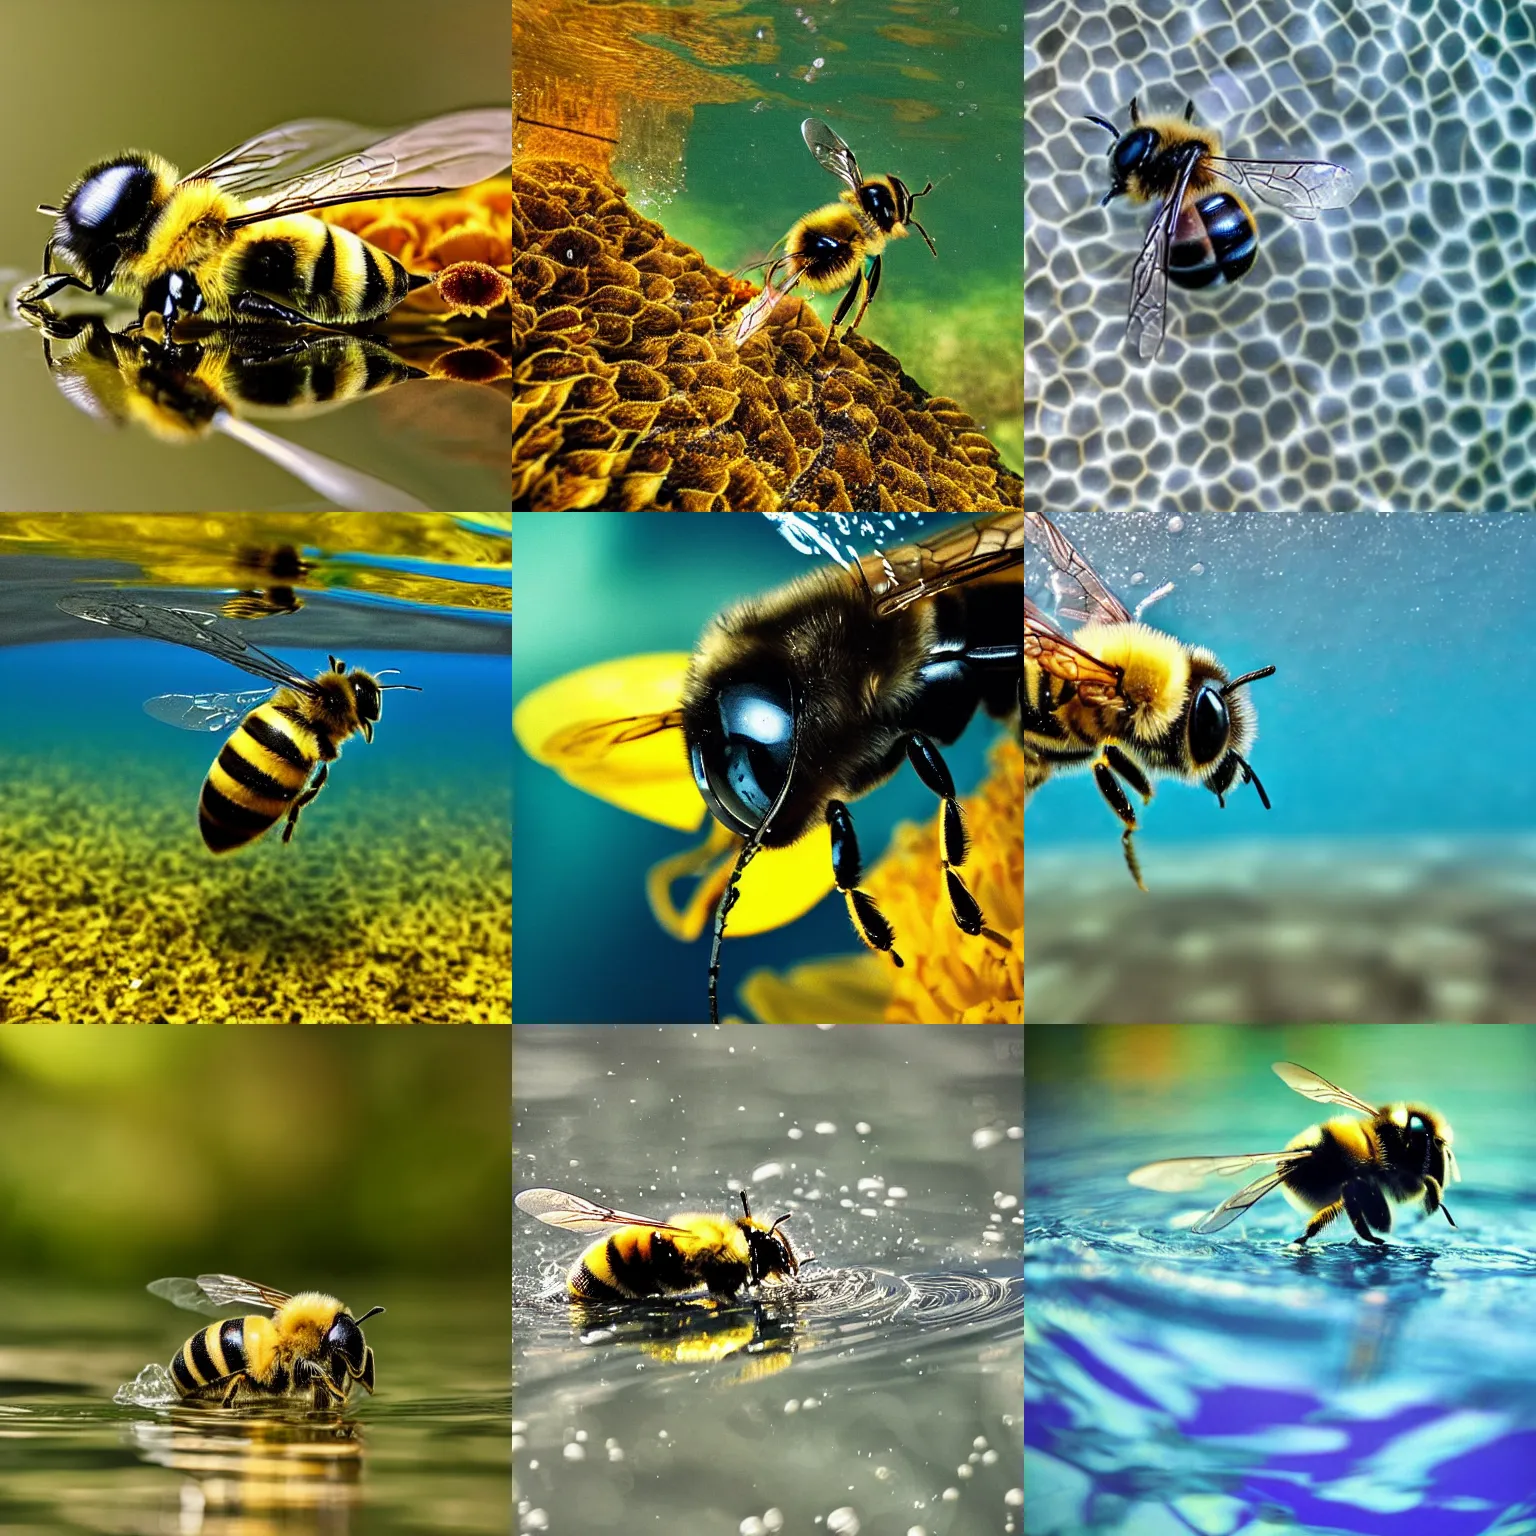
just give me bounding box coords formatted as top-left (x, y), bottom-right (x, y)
top-left (1027, 0), bottom-right (1536, 512)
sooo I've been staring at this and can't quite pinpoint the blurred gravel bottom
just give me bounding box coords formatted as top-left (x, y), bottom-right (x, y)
top-left (0, 754), bottom-right (510, 1024)
top-left (1025, 838), bottom-right (1536, 1024)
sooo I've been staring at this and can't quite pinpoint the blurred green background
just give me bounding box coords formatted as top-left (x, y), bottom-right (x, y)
top-left (0, 1027), bottom-right (510, 1283)
top-left (0, 0), bottom-right (510, 510)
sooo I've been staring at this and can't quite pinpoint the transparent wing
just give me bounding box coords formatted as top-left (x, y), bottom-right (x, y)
top-left (1128, 1149), bottom-right (1312, 1192)
top-left (1190, 1169), bottom-right (1296, 1234)
top-left (733, 253), bottom-right (808, 346)
top-left (196, 109), bottom-right (512, 228)
top-left (1025, 598), bottom-right (1126, 706)
top-left (147, 1274), bottom-right (289, 1316)
top-left (860, 511), bottom-right (1023, 617)
top-left (1272, 1062), bottom-right (1377, 1116)
top-left (1024, 510), bottom-right (1133, 626)
top-left (1208, 155), bottom-right (1356, 218)
top-left (57, 595), bottom-right (317, 693)
top-left (143, 688), bottom-right (274, 733)
top-left (801, 118), bottom-right (863, 192)
top-left (515, 1188), bottom-right (691, 1235)
top-left (542, 709), bottom-right (685, 762)
top-left (1125, 149), bottom-right (1200, 362)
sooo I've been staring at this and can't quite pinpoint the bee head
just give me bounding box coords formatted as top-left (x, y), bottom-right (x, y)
top-left (1084, 105), bottom-right (1158, 204)
top-left (684, 665), bottom-right (801, 844)
top-left (45, 153), bottom-right (172, 293)
top-left (346, 667), bottom-right (421, 744)
top-left (738, 1191), bottom-right (801, 1283)
top-left (1184, 651), bottom-right (1275, 812)
top-left (1402, 1105), bottom-right (1454, 1183)
top-left (326, 1305), bottom-right (384, 1386)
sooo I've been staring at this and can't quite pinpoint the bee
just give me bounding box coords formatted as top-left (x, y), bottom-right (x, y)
top-left (1085, 96), bottom-right (1356, 360)
top-left (521, 513), bottom-right (1022, 1022)
top-left (1128, 1062), bottom-right (1460, 1246)
top-left (149, 1273), bottom-right (384, 1408)
top-left (1024, 509), bottom-right (1273, 889)
top-left (732, 118), bottom-right (936, 349)
top-left (22, 109), bottom-right (511, 332)
top-left (515, 1187), bottom-right (807, 1302)
top-left (56, 595), bottom-right (420, 852)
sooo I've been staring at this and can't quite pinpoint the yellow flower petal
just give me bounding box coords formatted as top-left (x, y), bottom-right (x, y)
top-left (513, 653), bottom-right (701, 829)
top-left (738, 952), bottom-right (894, 1022)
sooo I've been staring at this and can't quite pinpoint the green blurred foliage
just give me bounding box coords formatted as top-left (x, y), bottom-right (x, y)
top-left (0, 1028), bottom-right (509, 1283)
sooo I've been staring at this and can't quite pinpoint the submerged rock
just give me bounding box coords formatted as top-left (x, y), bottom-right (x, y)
top-left (1026, 839), bottom-right (1536, 1024)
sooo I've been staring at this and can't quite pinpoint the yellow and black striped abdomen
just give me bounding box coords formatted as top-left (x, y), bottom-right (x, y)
top-left (199, 700), bottom-right (318, 853)
top-left (566, 1219), bottom-right (751, 1301)
top-left (170, 1318), bottom-right (249, 1396)
top-left (224, 216), bottom-right (427, 324)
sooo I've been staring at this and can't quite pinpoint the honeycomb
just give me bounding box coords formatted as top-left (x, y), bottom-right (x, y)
top-left (1026, 0), bottom-right (1536, 513)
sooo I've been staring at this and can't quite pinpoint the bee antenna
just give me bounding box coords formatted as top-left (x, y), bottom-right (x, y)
top-left (707, 683), bottom-right (800, 1025)
top-left (910, 214), bottom-right (938, 258)
top-left (354, 1306), bottom-right (385, 1324)
top-left (1221, 664), bottom-right (1276, 696)
top-left (37, 203), bottom-right (60, 217)
top-left (739, 1190), bottom-right (753, 1219)
top-left (770, 1213), bottom-right (793, 1231)
top-left (1231, 752), bottom-right (1271, 811)
top-left (1083, 113), bottom-right (1119, 140)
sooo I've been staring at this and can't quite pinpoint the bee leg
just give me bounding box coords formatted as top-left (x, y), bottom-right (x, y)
top-left (229, 290), bottom-right (331, 328)
top-left (824, 268), bottom-right (865, 349)
top-left (281, 762), bottom-right (330, 845)
top-left (1091, 752), bottom-right (1150, 891)
top-left (847, 255), bottom-right (881, 333)
top-left (904, 733), bottom-right (1008, 947)
top-left (1342, 1178), bottom-right (1391, 1244)
top-left (1424, 1176), bottom-right (1456, 1227)
top-left (1295, 1200), bottom-right (1344, 1245)
top-left (219, 1374), bottom-right (248, 1407)
top-left (825, 799), bottom-right (904, 968)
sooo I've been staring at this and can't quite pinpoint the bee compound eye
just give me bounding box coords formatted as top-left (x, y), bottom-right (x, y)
top-left (1111, 127), bottom-right (1156, 180)
top-left (690, 677), bottom-right (794, 837)
top-left (1187, 683), bottom-right (1230, 767)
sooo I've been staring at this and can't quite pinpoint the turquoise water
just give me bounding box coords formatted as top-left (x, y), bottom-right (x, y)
top-left (1026, 1025), bottom-right (1536, 1536)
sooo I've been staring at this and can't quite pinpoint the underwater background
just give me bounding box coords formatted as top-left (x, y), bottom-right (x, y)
top-left (1025, 511), bottom-right (1536, 1024)
top-left (0, 514), bottom-right (511, 1024)
top-left (1027, 1024), bottom-right (1536, 1536)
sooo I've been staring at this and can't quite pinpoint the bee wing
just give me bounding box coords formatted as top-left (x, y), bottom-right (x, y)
top-left (1207, 155), bottom-right (1357, 218)
top-left (801, 118), bottom-right (863, 191)
top-left (860, 512), bottom-right (1023, 617)
top-left (194, 109), bottom-right (512, 229)
top-left (1272, 1061), bottom-right (1377, 1117)
top-left (1125, 148), bottom-right (1201, 362)
top-left (1024, 510), bottom-right (1133, 627)
top-left (57, 596), bottom-right (318, 694)
top-left (515, 1188), bottom-right (691, 1235)
top-left (733, 254), bottom-right (806, 346)
top-left (1025, 598), bottom-right (1126, 706)
top-left (147, 1274), bottom-right (286, 1316)
top-left (1128, 1150), bottom-right (1311, 1191)
top-left (142, 688), bottom-right (275, 733)
top-left (1190, 1168), bottom-right (1297, 1234)
top-left (542, 709), bottom-right (685, 760)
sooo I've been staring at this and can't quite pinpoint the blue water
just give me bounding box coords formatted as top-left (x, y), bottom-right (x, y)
top-left (1026, 1024), bottom-right (1536, 1536)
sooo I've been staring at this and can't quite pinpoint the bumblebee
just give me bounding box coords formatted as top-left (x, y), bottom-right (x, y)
top-left (515, 1187), bottom-right (806, 1302)
top-left (57, 595), bottom-right (419, 852)
top-left (521, 513), bottom-right (1022, 1022)
top-left (732, 118), bottom-right (936, 349)
top-left (1024, 509), bottom-right (1273, 889)
top-left (149, 1273), bottom-right (384, 1408)
top-left (23, 109), bottom-right (511, 331)
top-left (1129, 1062), bottom-right (1460, 1246)
top-left (1085, 96), bottom-right (1355, 360)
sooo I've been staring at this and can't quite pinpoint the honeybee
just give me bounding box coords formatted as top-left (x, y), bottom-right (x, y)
top-left (149, 1273), bottom-right (384, 1408)
top-left (22, 109), bottom-right (511, 331)
top-left (1128, 1062), bottom-right (1460, 1246)
top-left (1085, 97), bottom-right (1356, 360)
top-left (56, 595), bottom-right (419, 852)
top-left (519, 513), bottom-right (1022, 1022)
top-left (732, 118), bottom-right (936, 349)
top-left (515, 1187), bottom-right (807, 1302)
top-left (1024, 509), bottom-right (1273, 889)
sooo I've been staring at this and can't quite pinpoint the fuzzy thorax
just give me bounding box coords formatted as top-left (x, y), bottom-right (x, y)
top-left (1071, 620), bottom-right (1189, 742)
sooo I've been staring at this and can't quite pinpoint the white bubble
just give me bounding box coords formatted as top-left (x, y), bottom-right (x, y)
top-left (788, 1128), bottom-right (804, 1140)
top-left (741, 1520), bottom-right (766, 1536)
top-left (764, 1512), bottom-right (784, 1533)
top-left (1005, 1489), bottom-right (1023, 1506)
top-left (855, 1121), bottom-right (871, 1134)
top-left (971, 1126), bottom-right (1003, 1149)
top-left (888, 1186), bottom-right (907, 1199)
top-left (993, 1193), bottom-right (1018, 1209)
top-left (941, 1487), bottom-right (959, 1501)
top-left (563, 1443), bottom-right (585, 1461)
top-left (753, 1161), bottom-right (784, 1181)
top-left (1167, 515), bottom-right (1184, 532)
top-left (972, 1436), bottom-right (988, 1450)
top-left (512, 1420), bottom-right (527, 1433)
top-left (815, 1121), bottom-right (837, 1135)
top-left (1190, 561), bottom-right (1206, 575)
top-left (827, 1509), bottom-right (861, 1535)
top-left (523, 1514), bottom-right (549, 1532)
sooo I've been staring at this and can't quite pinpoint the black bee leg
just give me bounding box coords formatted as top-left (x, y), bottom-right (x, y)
top-left (1091, 747), bottom-right (1153, 891)
top-left (825, 800), bottom-right (904, 967)
top-left (847, 255), bottom-right (881, 333)
top-left (904, 733), bottom-right (1009, 948)
top-left (1424, 1177), bottom-right (1456, 1227)
top-left (1129, 95), bottom-right (1141, 123)
top-left (1184, 98), bottom-right (1195, 121)
top-left (825, 267), bottom-right (865, 349)
top-left (1343, 1178), bottom-right (1391, 1244)
top-left (230, 290), bottom-right (327, 328)
top-left (282, 762), bottom-right (330, 845)
top-left (1295, 1200), bottom-right (1343, 1245)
